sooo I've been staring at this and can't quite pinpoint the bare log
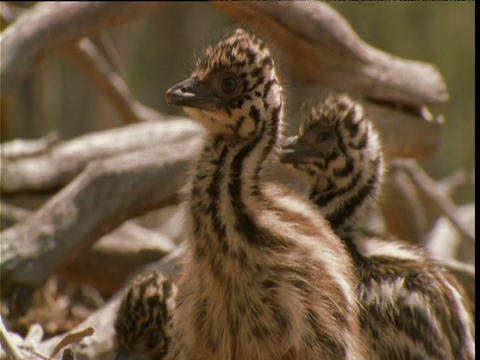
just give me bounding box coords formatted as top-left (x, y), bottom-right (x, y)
top-left (1, 137), bottom-right (202, 291)
top-left (213, 2), bottom-right (449, 108)
top-left (0, 316), bottom-right (24, 360)
top-left (2, 119), bottom-right (203, 193)
top-left (1, 203), bottom-right (32, 230)
top-left (1, 132), bottom-right (59, 160)
top-left (1, 2), bottom-right (162, 97)
top-left (55, 222), bottom-right (177, 295)
top-left (364, 103), bottom-right (443, 160)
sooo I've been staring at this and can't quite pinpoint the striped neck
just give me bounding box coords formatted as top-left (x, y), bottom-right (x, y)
top-left (189, 104), bottom-right (281, 261)
top-left (309, 139), bottom-right (383, 231)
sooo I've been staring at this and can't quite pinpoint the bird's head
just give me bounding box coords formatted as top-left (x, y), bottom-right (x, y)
top-left (281, 93), bottom-right (377, 187)
top-left (114, 271), bottom-right (176, 360)
top-left (166, 28), bottom-right (281, 138)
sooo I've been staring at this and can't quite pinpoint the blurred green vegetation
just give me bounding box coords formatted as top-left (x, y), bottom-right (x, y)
top-left (2, 2), bottom-right (474, 203)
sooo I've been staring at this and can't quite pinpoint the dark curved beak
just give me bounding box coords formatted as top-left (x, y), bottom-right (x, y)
top-left (165, 77), bottom-right (222, 110)
top-left (280, 135), bottom-right (317, 164)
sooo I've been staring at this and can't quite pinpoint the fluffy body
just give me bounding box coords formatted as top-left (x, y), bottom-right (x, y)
top-left (166, 30), bottom-right (366, 360)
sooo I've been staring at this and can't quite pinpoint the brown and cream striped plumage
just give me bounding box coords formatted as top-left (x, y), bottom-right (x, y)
top-left (165, 30), bottom-right (366, 360)
top-left (281, 93), bottom-right (475, 359)
top-left (114, 271), bottom-right (177, 360)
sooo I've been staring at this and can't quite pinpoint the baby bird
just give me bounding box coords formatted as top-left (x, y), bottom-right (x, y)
top-left (114, 270), bottom-right (177, 360)
top-left (281, 93), bottom-right (475, 360)
top-left (165, 30), bottom-right (366, 359)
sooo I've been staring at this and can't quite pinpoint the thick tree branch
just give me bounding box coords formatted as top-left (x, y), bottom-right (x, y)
top-left (2, 119), bottom-right (203, 193)
top-left (363, 103), bottom-right (443, 160)
top-left (378, 168), bottom-right (426, 245)
top-left (213, 2), bottom-right (449, 108)
top-left (1, 137), bottom-right (202, 291)
top-left (396, 159), bottom-right (475, 243)
top-left (55, 222), bottom-right (178, 295)
top-left (2, 132), bottom-right (59, 160)
top-left (1, 2), bottom-right (163, 97)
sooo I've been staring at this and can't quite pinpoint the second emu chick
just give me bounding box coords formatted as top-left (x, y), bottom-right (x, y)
top-left (114, 270), bottom-right (177, 360)
top-left (165, 30), bottom-right (366, 359)
top-left (281, 93), bottom-right (475, 360)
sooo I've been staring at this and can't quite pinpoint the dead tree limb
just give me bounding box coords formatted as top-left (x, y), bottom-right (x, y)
top-left (378, 168), bottom-right (426, 245)
top-left (2, 119), bottom-right (203, 193)
top-left (1, 137), bottom-right (202, 292)
top-left (363, 103), bottom-right (443, 160)
top-left (1, 2), bottom-right (163, 97)
top-left (396, 159), bottom-right (475, 243)
top-left (55, 222), bottom-right (177, 295)
top-left (1, 132), bottom-right (59, 160)
top-left (0, 316), bottom-right (24, 360)
top-left (61, 38), bottom-right (167, 124)
top-left (213, 2), bottom-right (449, 108)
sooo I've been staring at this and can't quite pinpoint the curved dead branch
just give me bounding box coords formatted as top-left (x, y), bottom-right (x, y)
top-left (62, 38), bottom-right (167, 124)
top-left (1, 137), bottom-right (202, 291)
top-left (1, 2), bottom-right (163, 97)
top-left (213, 2), bottom-right (449, 108)
top-left (55, 222), bottom-right (178, 295)
top-left (396, 159), bottom-right (475, 243)
top-left (2, 119), bottom-right (203, 193)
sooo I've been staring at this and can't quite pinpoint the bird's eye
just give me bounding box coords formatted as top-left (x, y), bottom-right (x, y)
top-left (318, 131), bottom-right (332, 142)
top-left (221, 77), bottom-right (237, 94)
top-left (146, 334), bottom-right (158, 349)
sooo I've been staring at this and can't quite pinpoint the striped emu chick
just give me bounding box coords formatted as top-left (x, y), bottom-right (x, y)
top-left (165, 29), bottom-right (366, 360)
top-left (281, 93), bottom-right (475, 360)
top-left (114, 271), bottom-right (177, 360)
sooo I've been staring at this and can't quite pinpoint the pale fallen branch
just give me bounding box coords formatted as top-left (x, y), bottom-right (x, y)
top-left (1, 136), bottom-right (202, 292)
top-left (1, 203), bottom-right (32, 230)
top-left (396, 159), bottom-right (475, 243)
top-left (378, 168), bottom-right (426, 245)
top-left (1, 316), bottom-right (24, 360)
top-left (2, 119), bottom-right (203, 193)
top-left (55, 222), bottom-right (177, 294)
top-left (2, 132), bottom-right (59, 160)
top-left (363, 103), bottom-right (443, 160)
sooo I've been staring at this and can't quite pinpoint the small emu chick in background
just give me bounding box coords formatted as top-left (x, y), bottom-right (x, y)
top-left (114, 270), bottom-right (176, 360)
top-left (281, 93), bottom-right (475, 360)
